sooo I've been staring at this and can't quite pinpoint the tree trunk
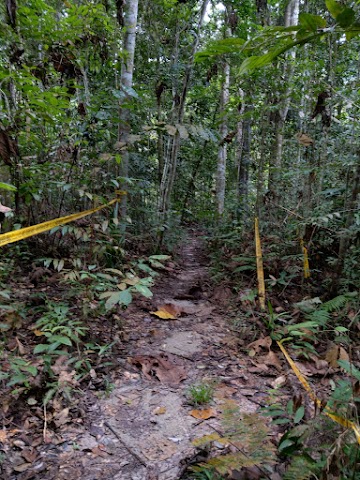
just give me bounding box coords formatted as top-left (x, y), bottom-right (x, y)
top-left (158, 0), bottom-right (209, 229)
top-left (238, 117), bottom-right (251, 221)
top-left (118, 0), bottom-right (139, 227)
top-left (331, 158), bottom-right (360, 295)
top-left (267, 0), bottom-right (299, 207)
top-left (235, 88), bottom-right (245, 200)
top-left (216, 61), bottom-right (230, 217)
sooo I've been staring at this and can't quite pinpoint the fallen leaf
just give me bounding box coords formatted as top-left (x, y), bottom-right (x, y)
top-left (247, 336), bottom-right (272, 355)
top-left (324, 343), bottom-right (349, 368)
top-left (21, 448), bottom-right (38, 463)
top-left (150, 309), bottom-right (176, 320)
top-left (0, 429), bottom-right (7, 443)
top-left (262, 351), bottom-right (283, 371)
top-left (130, 353), bottom-right (187, 384)
top-left (152, 406), bottom-right (167, 415)
top-left (53, 408), bottom-right (70, 428)
top-left (271, 376), bottom-right (287, 388)
top-left (33, 329), bottom-right (44, 336)
top-left (91, 445), bottom-right (108, 458)
top-left (13, 463), bottom-right (32, 473)
top-left (15, 337), bottom-right (26, 355)
top-left (190, 408), bottom-right (216, 420)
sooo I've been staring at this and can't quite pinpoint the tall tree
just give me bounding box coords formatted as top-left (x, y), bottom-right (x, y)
top-left (117, 0), bottom-right (139, 226)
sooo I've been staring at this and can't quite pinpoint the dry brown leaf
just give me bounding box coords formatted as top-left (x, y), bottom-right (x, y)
top-left (339, 346), bottom-right (349, 363)
top-left (130, 353), bottom-right (187, 384)
top-left (247, 336), bottom-right (272, 355)
top-left (190, 408), bottom-right (216, 420)
top-left (33, 329), bottom-right (44, 336)
top-left (152, 406), bottom-right (167, 415)
top-left (13, 463), bottom-right (32, 473)
top-left (309, 354), bottom-right (328, 372)
top-left (150, 309), bottom-right (176, 320)
top-left (91, 445), bottom-right (108, 458)
top-left (58, 369), bottom-right (78, 387)
top-left (53, 408), bottom-right (70, 428)
top-left (21, 448), bottom-right (38, 463)
top-left (14, 337), bottom-right (26, 355)
top-left (262, 351), bottom-right (283, 371)
top-left (324, 343), bottom-right (349, 368)
top-left (271, 376), bottom-right (287, 388)
top-left (0, 429), bottom-right (7, 443)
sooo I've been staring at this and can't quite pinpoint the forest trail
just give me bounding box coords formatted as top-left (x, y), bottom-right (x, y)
top-left (46, 229), bottom-right (262, 480)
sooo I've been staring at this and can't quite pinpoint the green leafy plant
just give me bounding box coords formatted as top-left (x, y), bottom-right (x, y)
top-left (192, 402), bottom-right (276, 476)
top-left (187, 382), bottom-right (214, 406)
top-left (33, 302), bottom-right (87, 355)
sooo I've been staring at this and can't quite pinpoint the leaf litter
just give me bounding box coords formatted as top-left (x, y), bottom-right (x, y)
top-left (1, 229), bottom-right (351, 480)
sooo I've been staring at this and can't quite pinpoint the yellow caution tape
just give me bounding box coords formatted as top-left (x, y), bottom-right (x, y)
top-left (300, 239), bottom-right (310, 278)
top-left (0, 195), bottom-right (122, 248)
top-left (255, 217), bottom-right (265, 310)
top-left (277, 341), bottom-right (360, 444)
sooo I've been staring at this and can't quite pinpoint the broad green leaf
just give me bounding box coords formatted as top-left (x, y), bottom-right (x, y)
top-left (118, 289), bottom-right (132, 306)
top-left (149, 259), bottom-right (167, 269)
top-left (345, 23), bottom-right (360, 40)
top-left (325, 0), bottom-right (344, 19)
top-left (105, 289), bottom-right (133, 310)
top-left (7, 374), bottom-right (28, 387)
top-left (148, 255), bottom-right (171, 261)
top-left (0, 182), bottom-right (17, 191)
top-left (105, 291), bottom-right (123, 310)
top-left (299, 13), bottom-right (327, 32)
top-left (49, 335), bottom-right (72, 346)
top-left (34, 344), bottom-right (50, 353)
top-left (134, 284), bottom-right (153, 298)
top-left (278, 439), bottom-right (295, 451)
top-left (26, 366), bottom-right (38, 376)
top-left (337, 8), bottom-right (355, 28)
top-left (335, 326), bottom-right (348, 332)
top-left (273, 418), bottom-right (291, 425)
top-left (294, 406), bottom-right (305, 424)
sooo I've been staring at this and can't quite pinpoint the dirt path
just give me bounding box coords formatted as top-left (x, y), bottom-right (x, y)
top-left (6, 229), bottom-right (266, 480)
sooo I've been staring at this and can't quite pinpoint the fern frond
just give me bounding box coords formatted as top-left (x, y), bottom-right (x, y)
top-left (322, 295), bottom-right (346, 312)
top-left (305, 309), bottom-right (330, 326)
top-left (207, 452), bottom-right (257, 474)
top-left (322, 294), bottom-right (348, 312)
top-left (283, 455), bottom-right (316, 480)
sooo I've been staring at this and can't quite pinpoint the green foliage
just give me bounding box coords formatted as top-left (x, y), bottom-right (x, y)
top-left (187, 382), bottom-right (214, 406)
top-left (193, 403), bottom-right (276, 475)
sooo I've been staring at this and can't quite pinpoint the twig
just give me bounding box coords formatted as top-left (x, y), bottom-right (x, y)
top-left (43, 404), bottom-right (47, 441)
top-left (104, 421), bottom-right (148, 467)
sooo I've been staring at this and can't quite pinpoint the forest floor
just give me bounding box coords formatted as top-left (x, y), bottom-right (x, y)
top-left (1, 228), bottom-right (348, 479)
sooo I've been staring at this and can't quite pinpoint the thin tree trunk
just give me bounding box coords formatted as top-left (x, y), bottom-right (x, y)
top-left (235, 88), bottom-right (245, 200)
top-left (238, 118), bottom-right (251, 221)
top-left (158, 0), bottom-right (209, 228)
top-left (268, 0), bottom-right (299, 205)
top-left (331, 157), bottom-right (360, 295)
top-left (118, 0), bottom-right (139, 227)
top-left (216, 61), bottom-right (230, 216)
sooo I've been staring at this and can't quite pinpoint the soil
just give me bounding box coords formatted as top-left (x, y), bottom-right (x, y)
top-left (1, 228), bottom-right (348, 479)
